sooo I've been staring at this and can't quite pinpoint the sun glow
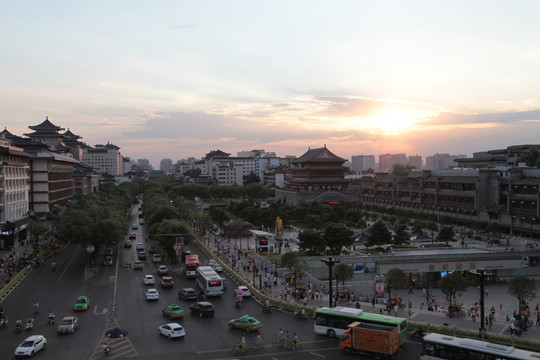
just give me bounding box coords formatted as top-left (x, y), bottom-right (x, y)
top-left (364, 112), bottom-right (424, 134)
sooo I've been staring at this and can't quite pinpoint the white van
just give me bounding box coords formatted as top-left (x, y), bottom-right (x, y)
top-left (152, 254), bottom-right (162, 263)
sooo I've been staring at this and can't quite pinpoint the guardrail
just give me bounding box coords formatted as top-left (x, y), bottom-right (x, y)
top-left (0, 268), bottom-right (29, 302)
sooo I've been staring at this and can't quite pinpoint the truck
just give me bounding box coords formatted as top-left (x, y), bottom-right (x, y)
top-left (339, 321), bottom-right (399, 359)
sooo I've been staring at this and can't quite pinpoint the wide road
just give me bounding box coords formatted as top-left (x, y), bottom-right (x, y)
top-left (0, 203), bottom-right (423, 359)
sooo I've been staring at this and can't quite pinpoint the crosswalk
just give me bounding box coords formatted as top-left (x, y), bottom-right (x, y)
top-left (89, 318), bottom-right (138, 359)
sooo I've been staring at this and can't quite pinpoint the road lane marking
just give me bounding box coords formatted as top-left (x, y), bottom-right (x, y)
top-left (310, 352), bottom-right (326, 358)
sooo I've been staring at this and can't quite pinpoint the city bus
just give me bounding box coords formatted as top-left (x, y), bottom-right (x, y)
top-left (196, 266), bottom-right (225, 297)
top-left (250, 230), bottom-right (275, 252)
top-left (421, 332), bottom-right (540, 360)
top-left (314, 306), bottom-right (408, 345)
top-left (185, 254), bottom-right (199, 279)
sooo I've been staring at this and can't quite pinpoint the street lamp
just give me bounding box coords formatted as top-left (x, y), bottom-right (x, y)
top-left (470, 269), bottom-right (486, 339)
top-left (321, 256), bottom-right (340, 307)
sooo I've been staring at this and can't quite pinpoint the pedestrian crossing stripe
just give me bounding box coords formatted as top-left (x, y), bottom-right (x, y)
top-left (89, 318), bottom-right (138, 359)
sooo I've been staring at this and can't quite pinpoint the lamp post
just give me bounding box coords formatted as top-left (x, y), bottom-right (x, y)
top-left (321, 256), bottom-right (340, 307)
top-left (470, 269), bottom-right (486, 339)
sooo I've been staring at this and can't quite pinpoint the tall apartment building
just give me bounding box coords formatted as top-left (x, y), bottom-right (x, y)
top-left (351, 155), bottom-right (376, 172)
top-left (425, 153), bottom-right (465, 170)
top-left (379, 153), bottom-right (407, 171)
top-left (82, 142), bottom-right (123, 176)
top-left (408, 155), bottom-right (423, 169)
top-left (160, 158), bottom-right (173, 175)
top-left (136, 158), bottom-right (152, 170)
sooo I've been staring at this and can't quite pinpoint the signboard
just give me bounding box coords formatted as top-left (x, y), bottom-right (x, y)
top-left (86, 244), bottom-right (95, 254)
top-left (176, 237), bottom-right (183, 244)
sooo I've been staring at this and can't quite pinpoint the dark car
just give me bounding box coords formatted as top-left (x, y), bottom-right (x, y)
top-left (180, 250), bottom-right (192, 263)
top-left (138, 251), bottom-right (146, 260)
top-left (161, 276), bottom-right (174, 288)
top-left (190, 301), bottom-right (215, 317)
top-left (178, 287), bottom-right (197, 300)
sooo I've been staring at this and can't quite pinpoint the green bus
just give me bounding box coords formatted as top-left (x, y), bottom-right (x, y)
top-left (314, 306), bottom-right (408, 345)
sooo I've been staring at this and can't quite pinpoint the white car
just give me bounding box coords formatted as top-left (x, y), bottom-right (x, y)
top-left (158, 265), bottom-right (168, 275)
top-left (14, 335), bottom-right (47, 358)
top-left (208, 259), bottom-right (216, 266)
top-left (136, 243), bottom-right (144, 251)
top-left (144, 275), bottom-right (155, 285)
top-left (237, 286), bottom-right (251, 297)
top-left (212, 263), bottom-right (223, 272)
top-left (145, 288), bottom-right (159, 301)
top-left (158, 323), bottom-right (185, 340)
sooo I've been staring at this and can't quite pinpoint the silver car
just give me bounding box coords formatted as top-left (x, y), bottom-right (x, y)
top-left (57, 316), bottom-right (79, 334)
top-left (14, 335), bottom-right (47, 358)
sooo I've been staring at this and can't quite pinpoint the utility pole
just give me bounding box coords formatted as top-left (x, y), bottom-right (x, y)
top-left (321, 256), bottom-right (340, 307)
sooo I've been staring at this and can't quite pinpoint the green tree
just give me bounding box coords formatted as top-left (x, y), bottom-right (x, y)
top-left (334, 263), bottom-right (354, 292)
top-left (439, 272), bottom-right (468, 304)
top-left (292, 259), bottom-right (309, 284)
top-left (242, 171), bottom-right (261, 185)
top-left (438, 226), bottom-right (455, 245)
top-left (516, 147), bottom-right (540, 168)
top-left (386, 268), bottom-right (407, 295)
top-left (298, 230), bottom-right (325, 255)
top-left (323, 224), bottom-right (354, 254)
top-left (280, 252), bottom-right (299, 273)
top-left (508, 276), bottom-right (537, 313)
top-left (366, 221), bottom-right (392, 248)
top-left (393, 224), bottom-right (409, 245)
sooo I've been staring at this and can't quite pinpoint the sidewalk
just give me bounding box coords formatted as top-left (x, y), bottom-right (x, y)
top-left (199, 232), bottom-right (540, 342)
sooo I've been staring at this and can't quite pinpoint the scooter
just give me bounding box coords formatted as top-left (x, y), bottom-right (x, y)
top-left (1, 317), bottom-right (8, 327)
top-left (295, 311), bottom-right (308, 320)
top-left (263, 304), bottom-right (272, 313)
top-left (235, 300), bottom-right (242, 309)
top-left (48, 314), bottom-right (55, 324)
top-left (102, 343), bottom-right (111, 356)
top-left (15, 321), bottom-right (22, 333)
top-left (51, 263), bottom-right (56, 271)
top-left (25, 322), bottom-right (33, 331)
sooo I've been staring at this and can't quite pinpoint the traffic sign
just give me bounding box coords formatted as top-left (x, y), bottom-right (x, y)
top-left (86, 244), bottom-right (95, 254)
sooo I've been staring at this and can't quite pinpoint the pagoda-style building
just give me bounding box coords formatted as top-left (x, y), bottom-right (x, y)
top-left (288, 145), bottom-right (349, 191)
top-left (24, 117), bottom-right (68, 145)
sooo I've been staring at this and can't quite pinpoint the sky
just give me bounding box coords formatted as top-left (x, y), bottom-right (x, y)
top-left (1, 1), bottom-right (540, 168)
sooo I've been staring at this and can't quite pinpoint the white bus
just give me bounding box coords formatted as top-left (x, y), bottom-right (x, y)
top-left (196, 266), bottom-right (224, 297)
top-left (422, 333), bottom-right (540, 360)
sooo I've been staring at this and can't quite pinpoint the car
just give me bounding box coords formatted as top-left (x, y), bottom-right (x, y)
top-left (190, 302), bottom-right (215, 317)
top-left (103, 256), bottom-right (113, 266)
top-left (212, 263), bottom-right (223, 272)
top-left (162, 304), bottom-right (184, 319)
top-left (124, 240), bottom-right (132, 248)
top-left (104, 248), bottom-right (113, 256)
top-left (161, 276), bottom-right (174, 288)
top-left (157, 265), bottom-right (168, 275)
top-left (73, 296), bottom-right (89, 311)
top-left (180, 250), bottom-right (191, 263)
top-left (153, 254), bottom-right (162, 263)
top-left (228, 315), bottom-right (262, 332)
top-left (148, 246), bottom-right (157, 254)
top-left (158, 323), bottom-right (185, 340)
top-left (57, 316), bottom-right (78, 335)
top-left (178, 288), bottom-right (197, 301)
top-left (132, 223), bottom-right (139, 230)
top-left (139, 219), bottom-right (145, 225)
top-left (237, 286), bottom-right (251, 297)
top-left (144, 274), bottom-right (155, 285)
top-left (208, 259), bottom-right (217, 266)
top-left (129, 233), bottom-right (136, 239)
top-left (136, 243), bottom-right (144, 251)
top-left (138, 252), bottom-right (147, 260)
top-left (14, 335), bottom-right (47, 358)
top-left (134, 260), bottom-right (144, 270)
top-left (145, 288), bottom-right (159, 301)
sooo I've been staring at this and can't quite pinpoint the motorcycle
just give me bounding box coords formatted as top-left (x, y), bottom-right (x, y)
top-left (102, 343), bottom-right (111, 356)
top-left (15, 321), bottom-right (22, 333)
top-left (48, 314), bottom-right (56, 324)
top-left (25, 321), bottom-right (33, 331)
top-left (51, 263), bottom-right (56, 271)
top-left (235, 300), bottom-right (242, 308)
top-left (1, 317), bottom-right (8, 327)
top-left (295, 311), bottom-right (308, 320)
top-left (263, 304), bottom-right (272, 313)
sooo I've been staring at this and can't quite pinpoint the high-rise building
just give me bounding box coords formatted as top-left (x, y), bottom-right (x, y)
top-left (351, 155), bottom-right (376, 172)
top-left (159, 158), bottom-right (173, 175)
top-left (425, 153), bottom-right (464, 170)
top-left (379, 153), bottom-right (407, 171)
top-left (408, 155), bottom-right (422, 169)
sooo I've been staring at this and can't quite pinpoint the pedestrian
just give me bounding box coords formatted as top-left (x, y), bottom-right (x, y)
top-left (536, 313), bottom-right (540, 327)
top-left (408, 308), bottom-right (412, 319)
top-left (372, 297), bottom-right (376, 308)
top-left (485, 288), bottom-right (488, 297)
top-left (500, 303), bottom-right (503, 314)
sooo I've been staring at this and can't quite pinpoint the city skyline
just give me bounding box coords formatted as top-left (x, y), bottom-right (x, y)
top-left (2, 1), bottom-right (540, 166)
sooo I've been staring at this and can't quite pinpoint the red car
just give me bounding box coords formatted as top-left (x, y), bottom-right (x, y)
top-left (129, 233), bottom-right (136, 239)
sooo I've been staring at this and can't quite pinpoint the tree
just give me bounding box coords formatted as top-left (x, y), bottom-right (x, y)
top-left (292, 259), bottom-right (309, 284)
top-left (508, 276), bottom-right (537, 313)
top-left (298, 230), bottom-right (325, 255)
top-left (366, 221), bottom-right (392, 248)
top-left (323, 224), bottom-right (354, 254)
top-left (393, 224), bottom-right (409, 246)
top-left (334, 263), bottom-right (354, 292)
top-left (439, 272), bottom-right (468, 304)
top-left (438, 226), bottom-right (455, 245)
top-left (386, 268), bottom-right (407, 296)
top-left (516, 147), bottom-right (540, 168)
top-left (243, 171), bottom-right (261, 185)
top-left (280, 252), bottom-right (299, 273)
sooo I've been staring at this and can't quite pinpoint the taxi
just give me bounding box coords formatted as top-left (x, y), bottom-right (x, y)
top-left (162, 304), bottom-right (184, 319)
top-left (103, 256), bottom-right (113, 266)
top-left (228, 315), bottom-right (261, 332)
top-left (134, 260), bottom-right (144, 270)
top-left (73, 296), bottom-right (90, 311)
